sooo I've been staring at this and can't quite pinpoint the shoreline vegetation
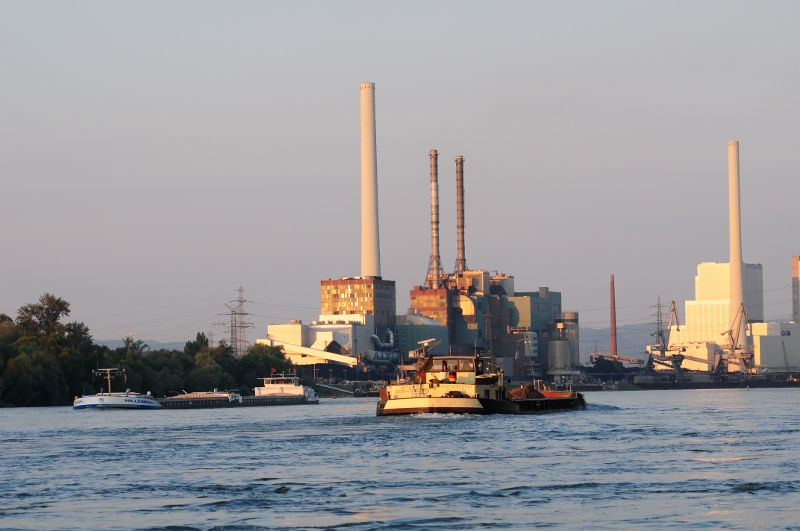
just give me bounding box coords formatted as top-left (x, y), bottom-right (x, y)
top-left (0, 294), bottom-right (308, 407)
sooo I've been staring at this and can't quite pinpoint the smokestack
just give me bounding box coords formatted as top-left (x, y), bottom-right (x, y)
top-left (610, 274), bottom-right (617, 358)
top-left (728, 141), bottom-right (746, 348)
top-left (455, 156), bottom-right (467, 274)
top-left (427, 150), bottom-right (442, 289)
top-left (360, 82), bottom-right (380, 278)
top-left (792, 255), bottom-right (800, 323)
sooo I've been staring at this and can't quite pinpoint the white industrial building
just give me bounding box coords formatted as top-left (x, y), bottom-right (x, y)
top-left (656, 142), bottom-right (799, 374)
top-left (668, 262), bottom-right (763, 346)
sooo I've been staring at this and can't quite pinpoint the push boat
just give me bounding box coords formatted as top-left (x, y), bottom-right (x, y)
top-left (73, 368), bottom-right (161, 410)
top-left (376, 353), bottom-right (586, 416)
top-left (156, 374), bottom-right (319, 409)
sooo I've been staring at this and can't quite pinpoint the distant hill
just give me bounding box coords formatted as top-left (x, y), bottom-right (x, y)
top-left (95, 339), bottom-right (186, 351)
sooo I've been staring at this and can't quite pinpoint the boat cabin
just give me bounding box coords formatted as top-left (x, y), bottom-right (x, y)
top-left (417, 356), bottom-right (494, 385)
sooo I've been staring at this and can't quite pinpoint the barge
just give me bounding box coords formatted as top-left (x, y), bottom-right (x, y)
top-left (376, 354), bottom-right (585, 416)
top-left (157, 375), bottom-right (318, 409)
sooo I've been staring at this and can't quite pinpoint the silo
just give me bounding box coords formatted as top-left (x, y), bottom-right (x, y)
top-left (553, 312), bottom-right (580, 367)
top-left (548, 339), bottom-right (571, 371)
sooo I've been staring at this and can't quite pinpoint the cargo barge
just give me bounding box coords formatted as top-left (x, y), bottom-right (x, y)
top-left (377, 354), bottom-right (585, 416)
top-left (157, 375), bottom-right (318, 409)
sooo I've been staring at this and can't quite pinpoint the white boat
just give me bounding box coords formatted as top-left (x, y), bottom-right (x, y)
top-left (73, 368), bottom-right (161, 410)
top-left (254, 375), bottom-right (319, 404)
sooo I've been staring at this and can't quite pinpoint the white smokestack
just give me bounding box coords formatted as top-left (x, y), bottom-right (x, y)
top-left (728, 140), bottom-right (746, 347)
top-left (360, 82), bottom-right (380, 278)
top-left (792, 255), bottom-right (800, 323)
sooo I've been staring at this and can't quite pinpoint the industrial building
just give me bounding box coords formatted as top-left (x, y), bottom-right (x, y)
top-left (258, 83), bottom-right (582, 383)
top-left (320, 277), bottom-right (396, 337)
top-left (258, 82), bottom-right (399, 373)
top-left (403, 149), bottom-right (580, 383)
top-left (652, 142), bottom-right (800, 375)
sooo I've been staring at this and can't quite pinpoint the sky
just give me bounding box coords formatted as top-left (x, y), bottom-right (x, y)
top-left (2, 1), bottom-right (799, 353)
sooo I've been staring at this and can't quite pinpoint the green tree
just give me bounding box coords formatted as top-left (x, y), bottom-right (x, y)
top-left (0, 321), bottom-right (21, 345)
top-left (183, 332), bottom-right (209, 357)
top-left (2, 349), bottom-right (69, 406)
top-left (234, 344), bottom-right (292, 392)
top-left (587, 356), bottom-right (625, 374)
top-left (16, 294), bottom-right (71, 337)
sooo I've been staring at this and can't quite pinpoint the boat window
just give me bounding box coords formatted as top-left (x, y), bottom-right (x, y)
top-left (476, 359), bottom-right (484, 375)
top-left (440, 360), bottom-right (458, 371)
top-left (458, 359), bottom-right (474, 372)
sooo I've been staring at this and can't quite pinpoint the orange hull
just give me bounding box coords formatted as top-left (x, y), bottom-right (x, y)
top-left (539, 390), bottom-right (575, 399)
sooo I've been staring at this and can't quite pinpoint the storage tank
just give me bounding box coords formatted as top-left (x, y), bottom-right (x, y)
top-left (553, 312), bottom-right (580, 366)
top-left (548, 339), bottom-right (571, 370)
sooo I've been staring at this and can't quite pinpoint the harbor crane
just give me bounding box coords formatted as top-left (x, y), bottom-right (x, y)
top-left (647, 299), bottom-right (683, 371)
top-left (720, 303), bottom-right (755, 374)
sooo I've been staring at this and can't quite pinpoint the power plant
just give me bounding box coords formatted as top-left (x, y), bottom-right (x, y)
top-left (258, 82), bottom-right (582, 384)
top-left (256, 86), bottom-right (798, 387)
top-left (643, 141), bottom-right (800, 379)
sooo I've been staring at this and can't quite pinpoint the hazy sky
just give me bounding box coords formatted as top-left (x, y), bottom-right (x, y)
top-left (2, 1), bottom-right (799, 352)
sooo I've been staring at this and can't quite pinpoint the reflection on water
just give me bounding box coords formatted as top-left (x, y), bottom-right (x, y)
top-left (2, 389), bottom-right (800, 530)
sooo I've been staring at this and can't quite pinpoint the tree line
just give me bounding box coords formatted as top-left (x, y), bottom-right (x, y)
top-left (0, 294), bottom-right (300, 407)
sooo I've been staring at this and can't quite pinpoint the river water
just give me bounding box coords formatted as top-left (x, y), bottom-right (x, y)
top-left (1, 389), bottom-right (799, 530)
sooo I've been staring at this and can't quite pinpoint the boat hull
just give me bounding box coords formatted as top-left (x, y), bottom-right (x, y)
top-left (376, 396), bottom-right (518, 416)
top-left (376, 394), bottom-right (586, 416)
top-left (156, 395), bottom-right (318, 409)
top-left (73, 395), bottom-right (161, 410)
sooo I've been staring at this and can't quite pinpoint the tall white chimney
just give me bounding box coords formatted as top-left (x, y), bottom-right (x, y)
top-left (792, 255), bottom-right (800, 323)
top-left (728, 140), bottom-right (746, 347)
top-left (360, 82), bottom-right (380, 278)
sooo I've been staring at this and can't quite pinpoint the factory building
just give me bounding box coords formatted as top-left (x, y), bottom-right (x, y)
top-left (395, 311), bottom-right (449, 357)
top-left (258, 83), bottom-right (580, 381)
top-left (656, 142), bottom-right (799, 374)
top-left (405, 149), bottom-right (579, 383)
top-left (320, 277), bottom-right (396, 338)
top-left (668, 261), bottom-right (764, 345)
top-left (258, 82), bottom-right (399, 373)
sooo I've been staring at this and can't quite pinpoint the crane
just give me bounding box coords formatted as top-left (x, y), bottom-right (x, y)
top-left (720, 303), bottom-right (753, 373)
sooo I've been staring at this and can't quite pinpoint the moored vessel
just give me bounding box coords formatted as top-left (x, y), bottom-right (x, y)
top-left (73, 368), bottom-right (161, 410)
top-left (157, 374), bottom-right (318, 409)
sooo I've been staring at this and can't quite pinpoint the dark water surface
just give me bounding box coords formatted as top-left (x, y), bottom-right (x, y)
top-left (2, 389), bottom-right (800, 530)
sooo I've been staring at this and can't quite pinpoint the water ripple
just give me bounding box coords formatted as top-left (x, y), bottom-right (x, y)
top-left (2, 389), bottom-right (800, 529)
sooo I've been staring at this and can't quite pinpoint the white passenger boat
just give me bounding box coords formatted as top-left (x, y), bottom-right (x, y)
top-left (73, 368), bottom-right (161, 410)
top-left (254, 374), bottom-right (319, 404)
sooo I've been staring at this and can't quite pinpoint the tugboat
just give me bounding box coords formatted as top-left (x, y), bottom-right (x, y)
top-left (376, 345), bottom-right (585, 416)
top-left (73, 368), bottom-right (161, 410)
